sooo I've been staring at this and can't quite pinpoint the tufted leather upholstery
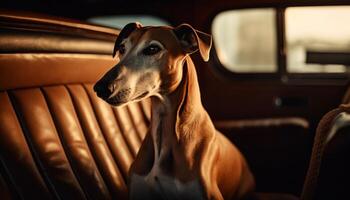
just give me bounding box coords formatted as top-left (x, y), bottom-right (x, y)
top-left (0, 73), bottom-right (151, 200)
top-left (0, 12), bottom-right (151, 200)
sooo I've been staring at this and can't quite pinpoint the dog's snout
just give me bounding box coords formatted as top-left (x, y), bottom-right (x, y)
top-left (94, 80), bottom-right (112, 100)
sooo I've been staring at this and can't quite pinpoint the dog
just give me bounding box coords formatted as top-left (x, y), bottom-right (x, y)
top-left (94, 22), bottom-right (255, 200)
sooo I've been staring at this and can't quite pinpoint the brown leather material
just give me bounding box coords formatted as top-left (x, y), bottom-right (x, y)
top-left (0, 54), bottom-right (118, 91)
top-left (66, 84), bottom-right (128, 199)
top-left (0, 92), bottom-right (52, 200)
top-left (0, 172), bottom-right (13, 200)
top-left (112, 104), bottom-right (142, 157)
top-left (84, 84), bottom-right (135, 180)
top-left (42, 86), bottom-right (111, 200)
top-left (0, 81), bottom-right (151, 200)
top-left (10, 88), bottom-right (86, 199)
top-left (0, 49), bottom-right (150, 199)
top-left (0, 12), bottom-right (154, 200)
top-left (0, 11), bottom-right (119, 40)
top-left (0, 30), bottom-right (115, 54)
top-left (0, 11), bottom-right (119, 55)
top-left (140, 98), bottom-right (151, 122)
top-left (125, 102), bottom-right (148, 141)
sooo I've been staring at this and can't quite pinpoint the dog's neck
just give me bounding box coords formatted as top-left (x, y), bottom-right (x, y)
top-left (150, 56), bottom-right (207, 167)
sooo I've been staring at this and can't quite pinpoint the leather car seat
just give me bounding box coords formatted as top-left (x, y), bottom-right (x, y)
top-left (301, 91), bottom-right (350, 200)
top-left (0, 11), bottom-right (151, 200)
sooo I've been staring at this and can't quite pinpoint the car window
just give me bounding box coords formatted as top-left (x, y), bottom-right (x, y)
top-left (286, 6), bottom-right (350, 73)
top-left (88, 15), bottom-right (170, 29)
top-left (212, 8), bottom-right (277, 73)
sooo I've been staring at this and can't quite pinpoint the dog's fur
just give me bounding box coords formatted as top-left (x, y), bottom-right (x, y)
top-left (94, 23), bottom-right (255, 200)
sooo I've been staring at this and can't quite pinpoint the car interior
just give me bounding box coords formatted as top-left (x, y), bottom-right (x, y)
top-left (0, 1), bottom-right (349, 200)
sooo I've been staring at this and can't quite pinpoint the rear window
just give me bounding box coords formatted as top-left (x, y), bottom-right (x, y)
top-left (212, 8), bottom-right (277, 73)
top-left (286, 6), bottom-right (350, 73)
top-left (88, 15), bottom-right (170, 29)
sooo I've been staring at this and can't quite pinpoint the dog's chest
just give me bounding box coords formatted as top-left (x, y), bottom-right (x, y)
top-left (129, 169), bottom-right (204, 200)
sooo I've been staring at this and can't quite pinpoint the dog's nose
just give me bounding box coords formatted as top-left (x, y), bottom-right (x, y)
top-left (93, 81), bottom-right (111, 100)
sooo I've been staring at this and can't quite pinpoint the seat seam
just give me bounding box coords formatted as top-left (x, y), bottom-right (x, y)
top-left (111, 108), bottom-right (138, 158)
top-left (40, 87), bottom-right (89, 200)
top-left (125, 106), bottom-right (143, 142)
top-left (0, 154), bottom-right (22, 200)
top-left (82, 84), bottom-right (130, 183)
top-left (65, 84), bottom-right (113, 198)
top-left (7, 90), bottom-right (61, 200)
top-left (138, 101), bottom-right (150, 125)
top-left (78, 83), bottom-right (126, 199)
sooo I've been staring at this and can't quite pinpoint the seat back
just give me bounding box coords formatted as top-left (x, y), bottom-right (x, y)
top-left (301, 96), bottom-right (350, 200)
top-left (0, 12), bottom-right (150, 200)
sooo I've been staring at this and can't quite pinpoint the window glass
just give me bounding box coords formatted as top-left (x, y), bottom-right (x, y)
top-left (212, 9), bottom-right (277, 73)
top-left (286, 6), bottom-right (350, 73)
top-left (88, 15), bottom-right (169, 29)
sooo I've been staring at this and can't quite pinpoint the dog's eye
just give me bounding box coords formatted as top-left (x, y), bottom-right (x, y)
top-left (119, 44), bottom-right (126, 55)
top-left (143, 44), bottom-right (161, 56)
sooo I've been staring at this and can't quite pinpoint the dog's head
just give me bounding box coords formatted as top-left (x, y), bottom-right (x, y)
top-left (93, 22), bottom-right (212, 106)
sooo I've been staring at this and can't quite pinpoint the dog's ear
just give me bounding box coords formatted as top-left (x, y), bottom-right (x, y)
top-left (173, 23), bottom-right (212, 62)
top-left (113, 22), bottom-right (143, 57)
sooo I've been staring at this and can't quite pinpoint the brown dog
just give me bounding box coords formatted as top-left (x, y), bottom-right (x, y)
top-left (94, 22), bottom-right (255, 200)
